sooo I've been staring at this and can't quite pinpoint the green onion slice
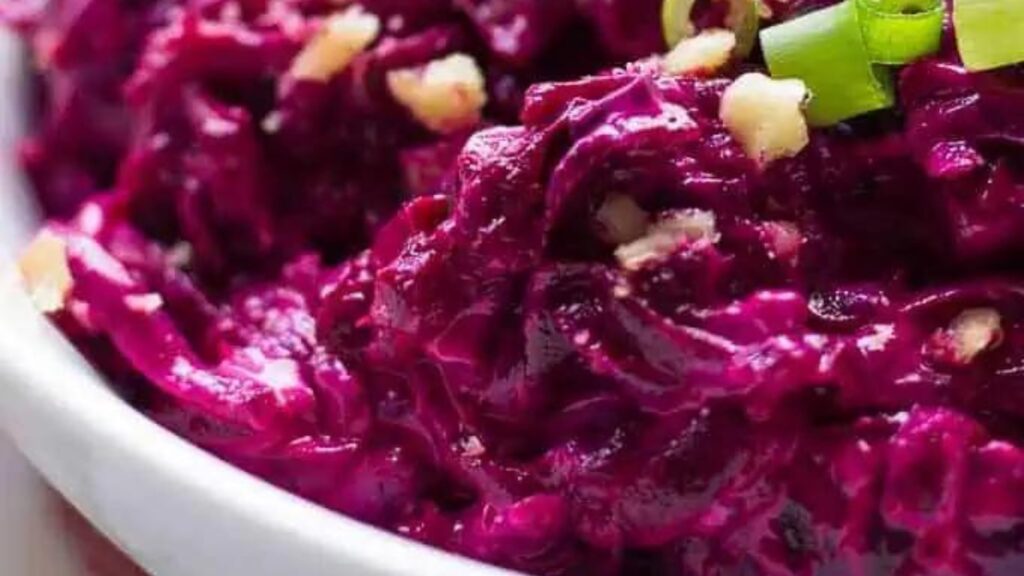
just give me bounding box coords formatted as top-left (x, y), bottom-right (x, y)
top-left (662, 0), bottom-right (761, 56)
top-left (761, 0), bottom-right (894, 126)
top-left (725, 0), bottom-right (761, 56)
top-left (662, 0), bottom-right (698, 48)
top-left (856, 0), bottom-right (943, 64)
top-left (954, 0), bottom-right (1024, 71)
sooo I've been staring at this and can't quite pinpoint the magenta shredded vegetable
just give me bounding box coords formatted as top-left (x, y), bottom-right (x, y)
top-left (9, 0), bottom-right (1024, 574)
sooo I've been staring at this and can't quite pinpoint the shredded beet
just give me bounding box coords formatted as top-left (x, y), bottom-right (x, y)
top-left (9, 1), bottom-right (1024, 574)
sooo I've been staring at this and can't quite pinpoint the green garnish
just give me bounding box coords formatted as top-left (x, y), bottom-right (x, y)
top-left (953, 0), bottom-right (1024, 71)
top-left (856, 0), bottom-right (944, 64)
top-left (662, 0), bottom-right (698, 49)
top-left (760, 1), bottom-right (895, 126)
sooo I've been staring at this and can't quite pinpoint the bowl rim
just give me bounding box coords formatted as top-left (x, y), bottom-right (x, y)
top-left (0, 298), bottom-right (517, 576)
top-left (0, 30), bottom-right (517, 576)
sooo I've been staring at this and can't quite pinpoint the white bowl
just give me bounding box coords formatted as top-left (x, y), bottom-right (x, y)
top-left (0, 31), bottom-right (515, 576)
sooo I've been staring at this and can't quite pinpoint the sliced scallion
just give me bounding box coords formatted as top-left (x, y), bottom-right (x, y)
top-left (760, 1), bottom-right (895, 126)
top-left (662, 0), bottom-right (698, 49)
top-left (856, 0), bottom-right (944, 64)
top-left (953, 0), bottom-right (1024, 71)
top-left (725, 0), bottom-right (761, 56)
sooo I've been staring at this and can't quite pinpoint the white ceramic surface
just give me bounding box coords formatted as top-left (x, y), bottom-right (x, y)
top-left (0, 30), bottom-right (516, 576)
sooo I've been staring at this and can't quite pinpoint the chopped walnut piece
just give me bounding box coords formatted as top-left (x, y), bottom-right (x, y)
top-left (124, 293), bottom-right (165, 314)
top-left (948, 308), bottom-right (1002, 364)
top-left (386, 53), bottom-right (487, 134)
top-left (290, 6), bottom-right (380, 82)
top-left (719, 73), bottom-right (809, 167)
top-left (596, 194), bottom-right (650, 245)
top-left (615, 209), bottom-right (718, 271)
top-left (18, 230), bottom-right (73, 313)
top-left (663, 29), bottom-right (736, 76)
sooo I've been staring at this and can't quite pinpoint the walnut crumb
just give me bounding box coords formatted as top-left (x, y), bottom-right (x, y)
top-left (720, 73), bottom-right (809, 167)
top-left (663, 29), bottom-right (736, 76)
top-left (596, 194), bottom-right (650, 245)
top-left (948, 308), bottom-right (1002, 364)
top-left (615, 209), bottom-right (718, 271)
top-left (289, 6), bottom-right (380, 82)
top-left (18, 230), bottom-right (73, 313)
top-left (386, 53), bottom-right (487, 134)
top-left (124, 293), bottom-right (164, 314)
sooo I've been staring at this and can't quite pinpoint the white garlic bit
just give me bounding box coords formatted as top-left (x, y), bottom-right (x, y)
top-left (290, 6), bottom-right (380, 82)
top-left (596, 194), bottom-right (651, 245)
top-left (615, 209), bottom-right (718, 271)
top-left (19, 230), bottom-right (73, 313)
top-left (720, 72), bottom-right (809, 167)
top-left (949, 308), bottom-right (1002, 363)
top-left (663, 29), bottom-right (736, 76)
top-left (386, 53), bottom-right (487, 134)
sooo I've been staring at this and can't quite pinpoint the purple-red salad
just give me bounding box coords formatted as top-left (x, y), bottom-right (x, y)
top-left (10, 0), bottom-right (1024, 573)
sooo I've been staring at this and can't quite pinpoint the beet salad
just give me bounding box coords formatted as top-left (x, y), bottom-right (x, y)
top-left (9, 0), bottom-right (1024, 573)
